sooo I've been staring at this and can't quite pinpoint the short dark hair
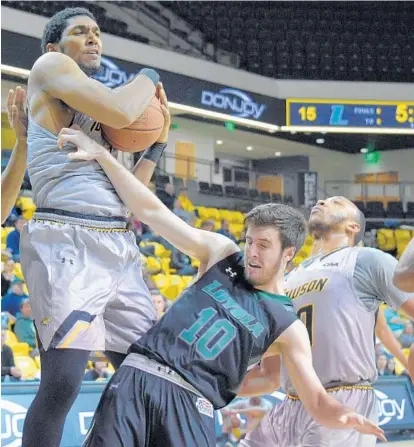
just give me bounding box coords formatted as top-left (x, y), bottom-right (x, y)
top-left (245, 203), bottom-right (307, 255)
top-left (354, 209), bottom-right (366, 245)
top-left (41, 7), bottom-right (96, 53)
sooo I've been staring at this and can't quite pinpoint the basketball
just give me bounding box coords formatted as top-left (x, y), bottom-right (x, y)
top-left (102, 96), bottom-right (164, 152)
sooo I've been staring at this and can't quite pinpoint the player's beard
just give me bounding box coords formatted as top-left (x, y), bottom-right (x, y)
top-left (308, 213), bottom-right (346, 237)
top-left (79, 62), bottom-right (101, 77)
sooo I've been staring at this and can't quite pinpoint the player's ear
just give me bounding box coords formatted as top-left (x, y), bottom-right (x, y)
top-left (346, 221), bottom-right (360, 238)
top-left (46, 43), bottom-right (60, 53)
top-left (284, 247), bottom-right (296, 264)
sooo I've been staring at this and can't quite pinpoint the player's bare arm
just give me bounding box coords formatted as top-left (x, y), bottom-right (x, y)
top-left (394, 238), bottom-right (414, 293)
top-left (376, 306), bottom-right (409, 369)
top-left (237, 355), bottom-right (281, 397)
top-left (57, 128), bottom-right (239, 266)
top-left (1, 87), bottom-right (28, 223)
top-left (29, 52), bottom-right (156, 131)
top-left (131, 83), bottom-right (170, 185)
top-left (270, 321), bottom-right (386, 440)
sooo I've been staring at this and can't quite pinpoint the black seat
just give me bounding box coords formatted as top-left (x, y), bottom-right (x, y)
top-left (365, 201), bottom-right (385, 218)
top-left (198, 182), bottom-right (211, 194)
top-left (353, 201), bottom-right (366, 214)
top-left (210, 183), bottom-right (223, 196)
top-left (405, 202), bottom-right (414, 218)
top-left (224, 185), bottom-right (235, 197)
top-left (272, 193), bottom-right (282, 203)
top-left (386, 201), bottom-right (405, 219)
top-left (235, 186), bottom-right (248, 198)
top-left (249, 189), bottom-right (259, 200)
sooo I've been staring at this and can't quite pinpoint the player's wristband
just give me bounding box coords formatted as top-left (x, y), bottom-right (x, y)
top-left (139, 68), bottom-right (160, 87)
top-left (142, 142), bottom-right (167, 164)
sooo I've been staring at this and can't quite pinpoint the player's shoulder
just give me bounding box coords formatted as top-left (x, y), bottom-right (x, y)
top-left (30, 52), bottom-right (76, 79)
top-left (356, 246), bottom-right (397, 266)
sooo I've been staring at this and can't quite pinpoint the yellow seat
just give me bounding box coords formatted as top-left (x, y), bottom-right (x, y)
top-left (169, 275), bottom-right (184, 287)
top-left (14, 355), bottom-right (38, 379)
top-left (1, 227), bottom-right (15, 244)
top-left (11, 342), bottom-right (30, 357)
top-left (5, 330), bottom-right (18, 346)
top-left (13, 263), bottom-right (24, 280)
top-left (194, 218), bottom-right (202, 228)
top-left (161, 258), bottom-right (176, 274)
top-left (191, 258), bottom-right (200, 268)
top-left (146, 256), bottom-right (162, 274)
top-left (395, 229), bottom-right (412, 244)
top-left (207, 208), bottom-right (220, 221)
top-left (161, 284), bottom-right (184, 301)
top-left (178, 195), bottom-right (195, 212)
top-left (377, 229), bottom-right (396, 252)
top-left (214, 221), bottom-right (221, 231)
top-left (196, 207), bottom-right (209, 220)
top-left (219, 210), bottom-right (231, 221)
top-left (151, 274), bottom-right (169, 290)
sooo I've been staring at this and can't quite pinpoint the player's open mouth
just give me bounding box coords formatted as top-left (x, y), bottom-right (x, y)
top-left (248, 262), bottom-right (261, 269)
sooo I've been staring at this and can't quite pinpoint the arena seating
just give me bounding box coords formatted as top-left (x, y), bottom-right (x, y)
top-left (4, 1), bottom-right (413, 83)
top-left (163, 1), bottom-right (414, 82)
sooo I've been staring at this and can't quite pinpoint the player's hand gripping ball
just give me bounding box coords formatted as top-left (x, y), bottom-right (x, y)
top-left (102, 82), bottom-right (170, 152)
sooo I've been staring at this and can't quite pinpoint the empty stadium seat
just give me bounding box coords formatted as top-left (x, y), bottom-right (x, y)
top-left (198, 182), bottom-right (211, 194)
top-left (387, 201), bottom-right (405, 218)
top-left (406, 202), bottom-right (414, 218)
top-left (162, 1), bottom-right (414, 82)
top-left (224, 186), bottom-right (235, 197)
top-left (210, 184), bottom-right (223, 196)
top-left (249, 189), bottom-right (259, 200)
top-left (353, 201), bottom-right (366, 213)
top-left (11, 342), bottom-right (30, 357)
top-left (365, 201), bottom-right (386, 218)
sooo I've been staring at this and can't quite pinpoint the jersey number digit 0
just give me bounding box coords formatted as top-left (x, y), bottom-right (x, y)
top-left (179, 307), bottom-right (236, 360)
top-left (297, 304), bottom-right (314, 346)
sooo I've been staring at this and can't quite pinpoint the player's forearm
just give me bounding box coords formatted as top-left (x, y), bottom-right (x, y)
top-left (132, 142), bottom-right (167, 186)
top-left (310, 392), bottom-right (356, 428)
top-left (1, 140), bottom-right (27, 224)
top-left (98, 150), bottom-right (164, 219)
top-left (237, 367), bottom-right (280, 397)
top-left (111, 73), bottom-right (157, 127)
top-left (132, 158), bottom-right (156, 186)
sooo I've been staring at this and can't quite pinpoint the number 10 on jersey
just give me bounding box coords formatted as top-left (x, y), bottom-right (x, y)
top-left (179, 307), bottom-right (236, 360)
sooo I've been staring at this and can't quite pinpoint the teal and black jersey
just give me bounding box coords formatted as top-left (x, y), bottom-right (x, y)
top-left (130, 252), bottom-right (298, 409)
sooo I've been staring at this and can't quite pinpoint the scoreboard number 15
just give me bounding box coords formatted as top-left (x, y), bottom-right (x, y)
top-left (298, 106), bottom-right (317, 122)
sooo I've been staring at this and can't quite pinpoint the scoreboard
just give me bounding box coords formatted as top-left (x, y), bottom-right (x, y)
top-left (286, 99), bottom-right (414, 131)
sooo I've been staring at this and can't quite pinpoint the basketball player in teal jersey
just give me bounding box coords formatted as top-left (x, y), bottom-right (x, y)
top-left (56, 129), bottom-right (385, 446)
top-left (20, 7), bottom-right (169, 447)
top-left (241, 196), bottom-right (414, 447)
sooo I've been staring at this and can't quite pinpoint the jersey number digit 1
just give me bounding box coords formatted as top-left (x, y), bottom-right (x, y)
top-left (179, 307), bottom-right (236, 360)
top-left (297, 304), bottom-right (314, 346)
